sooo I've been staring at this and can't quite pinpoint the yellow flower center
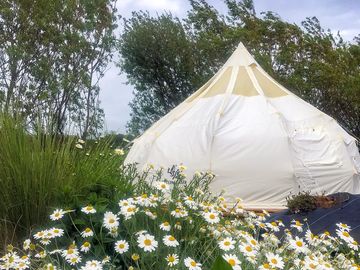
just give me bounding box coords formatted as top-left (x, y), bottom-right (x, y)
top-left (163, 222), bottom-right (169, 226)
top-left (169, 236), bottom-right (175, 241)
top-left (190, 261), bottom-right (197, 267)
top-left (245, 246), bottom-right (252, 252)
top-left (85, 228), bottom-right (91, 233)
top-left (296, 241), bottom-right (303, 247)
top-left (271, 258), bottom-right (278, 264)
top-left (224, 241), bottom-right (230, 246)
top-left (168, 256), bottom-right (175, 262)
top-left (144, 239), bottom-right (152, 246)
top-left (343, 231), bottom-right (350, 238)
top-left (228, 259), bottom-right (236, 266)
top-left (119, 243), bottom-right (125, 249)
top-left (209, 214), bottom-right (216, 219)
top-left (109, 218), bottom-right (115, 224)
top-left (263, 263), bottom-right (271, 269)
top-left (83, 242), bottom-right (90, 247)
top-left (250, 239), bottom-right (257, 245)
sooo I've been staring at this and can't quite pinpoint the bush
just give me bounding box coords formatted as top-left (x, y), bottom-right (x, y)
top-left (0, 115), bottom-right (130, 248)
top-left (286, 191), bottom-right (317, 214)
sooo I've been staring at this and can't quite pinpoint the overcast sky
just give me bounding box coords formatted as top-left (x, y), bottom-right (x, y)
top-left (99, 0), bottom-right (360, 134)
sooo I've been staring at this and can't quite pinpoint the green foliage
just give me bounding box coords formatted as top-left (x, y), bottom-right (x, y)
top-left (0, 0), bottom-right (117, 137)
top-left (118, 0), bottom-right (360, 137)
top-left (211, 255), bottom-right (233, 270)
top-left (0, 115), bottom-right (129, 248)
top-left (286, 191), bottom-right (317, 214)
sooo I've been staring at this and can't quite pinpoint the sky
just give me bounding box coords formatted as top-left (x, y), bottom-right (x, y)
top-left (99, 0), bottom-right (360, 134)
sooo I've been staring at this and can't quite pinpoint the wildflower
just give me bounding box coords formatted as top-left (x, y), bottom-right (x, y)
top-left (50, 209), bottom-right (65, 221)
top-left (178, 164), bottom-right (187, 171)
top-left (336, 229), bottom-right (354, 243)
top-left (154, 181), bottom-right (170, 192)
top-left (81, 205), bottom-right (96, 214)
top-left (219, 237), bottom-right (235, 251)
top-left (203, 211), bottom-right (220, 224)
top-left (239, 243), bottom-right (257, 257)
top-left (291, 220), bottom-right (304, 232)
top-left (115, 240), bottom-right (129, 254)
top-left (23, 239), bottom-right (31, 251)
top-left (81, 228), bottom-right (94, 238)
top-left (223, 254), bottom-right (241, 269)
top-left (75, 143), bottom-right (83, 149)
top-left (337, 223), bottom-right (351, 231)
top-left (131, 253), bottom-right (140, 261)
top-left (266, 252), bottom-right (284, 269)
top-left (171, 208), bottom-right (188, 218)
top-left (50, 227), bottom-right (64, 238)
top-left (289, 236), bottom-right (308, 254)
top-left (166, 254), bottom-right (179, 267)
top-left (45, 263), bottom-right (57, 270)
top-left (114, 148), bottom-right (125, 155)
top-left (80, 242), bottom-right (91, 253)
top-left (160, 221), bottom-right (171, 231)
top-left (137, 233), bottom-right (158, 252)
top-left (163, 235), bottom-right (179, 247)
top-left (68, 256), bottom-right (82, 265)
top-left (184, 257), bottom-right (202, 270)
top-left (80, 260), bottom-right (103, 270)
top-left (78, 139), bottom-right (85, 144)
top-left (103, 211), bottom-right (119, 230)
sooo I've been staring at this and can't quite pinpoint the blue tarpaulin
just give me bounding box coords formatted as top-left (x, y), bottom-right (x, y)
top-left (267, 193), bottom-right (360, 241)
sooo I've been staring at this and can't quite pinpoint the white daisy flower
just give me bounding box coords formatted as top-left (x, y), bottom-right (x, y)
top-left (291, 220), bottom-right (304, 232)
top-left (103, 211), bottom-right (119, 230)
top-left (265, 252), bottom-right (284, 269)
top-left (336, 229), bottom-right (354, 243)
top-left (120, 205), bottom-right (138, 220)
top-left (81, 228), bottom-right (94, 238)
top-left (163, 235), bottom-right (179, 247)
top-left (114, 240), bottom-right (129, 254)
top-left (137, 233), bottom-right (158, 252)
top-left (336, 223), bottom-right (351, 231)
top-left (50, 209), bottom-right (65, 221)
top-left (50, 228), bottom-right (64, 238)
top-left (114, 148), bottom-right (125, 155)
top-left (289, 236), bottom-right (308, 254)
top-left (171, 208), bottom-right (188, 218)
top-left (80, 242), bottom-right (91, 253)
top-left (80, 260), bottom-right (103, 270)
top-left (166, 254), bottom-right (179, 267)
top-left (154, 181), bottom-right (170, 192)
top-left (239, 244), bottom-right (257, 257)
top-left (223, 254), bottom-right (241, 269)
top-left (160, 221), bottom-right (171, 231)
top-left (184, 257), bottom-right (202, 270)
top-left (219, 237), bottom-right (235, 251)
top-left (203, 211), bottom-right (220, 224)
top-left (81, 205), bottom-right (96, 214)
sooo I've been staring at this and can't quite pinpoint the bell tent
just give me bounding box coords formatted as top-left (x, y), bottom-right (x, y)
top-left (125, 42), bottom-right (360, 209)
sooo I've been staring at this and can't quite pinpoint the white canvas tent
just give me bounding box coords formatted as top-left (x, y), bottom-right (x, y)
top-left (125, 42), bottom-right (360, 209)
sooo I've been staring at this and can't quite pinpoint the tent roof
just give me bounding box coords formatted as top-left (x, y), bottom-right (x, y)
top-left (185, 42), bottom-right (289, 102)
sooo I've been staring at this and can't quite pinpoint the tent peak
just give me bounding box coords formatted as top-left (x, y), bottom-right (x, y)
top-left (223, 42), bottom-right (257, 67)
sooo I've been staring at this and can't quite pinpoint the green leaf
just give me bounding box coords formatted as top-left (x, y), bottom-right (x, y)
top-left (211, 255), bottom-right (233, 270)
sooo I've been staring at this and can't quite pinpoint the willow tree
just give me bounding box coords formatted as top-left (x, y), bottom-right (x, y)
top-left (0, 0), bottom-right (117, 137)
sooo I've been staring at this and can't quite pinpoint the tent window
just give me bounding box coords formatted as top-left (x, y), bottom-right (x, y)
top-left (233, 67), bottom-right (259, 96)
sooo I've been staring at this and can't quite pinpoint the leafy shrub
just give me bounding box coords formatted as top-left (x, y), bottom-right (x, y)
top-left (286, 191), bottom-right (317, 214)
top-left (0, 115), bottom-right (130, 248)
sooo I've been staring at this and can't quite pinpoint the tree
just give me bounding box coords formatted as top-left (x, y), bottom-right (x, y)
top-left (0, 0), bottom-right (117, 137)
top-left (118, 0), bottom-right (360, 137)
